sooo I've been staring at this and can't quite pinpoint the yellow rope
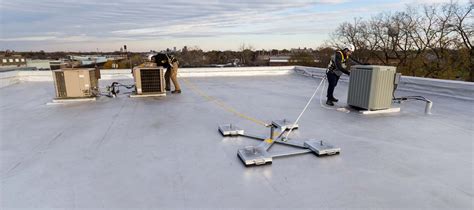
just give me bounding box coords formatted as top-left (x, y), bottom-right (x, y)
top-left (182, 78), bottom-right (267, 127)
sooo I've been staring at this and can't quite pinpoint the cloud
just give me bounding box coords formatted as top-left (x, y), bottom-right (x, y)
top-left (0, 0), bottom-right (471, 51)
top-left (1, 1), bottom-right (347, 44)
top-left (0, 36), bottom-right (57, 41)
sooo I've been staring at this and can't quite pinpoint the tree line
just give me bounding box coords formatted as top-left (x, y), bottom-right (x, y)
top-left (3, 2), bottom-right (471, 81)
top-left (329, 1), bottom-right (473, 81)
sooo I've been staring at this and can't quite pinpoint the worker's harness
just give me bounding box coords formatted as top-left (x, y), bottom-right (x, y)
top-left (327, 51), bottom-right (348, 76)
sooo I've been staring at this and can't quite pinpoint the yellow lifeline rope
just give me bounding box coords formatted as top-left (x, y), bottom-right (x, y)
top-left (182, 78), bottom-right (267, 127)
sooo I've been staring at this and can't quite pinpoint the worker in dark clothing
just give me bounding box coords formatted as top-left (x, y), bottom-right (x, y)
top-left (152, 53), bottom-right (172, 91)
top-left (325, 44), bottom-right (364, 106)
top-left (152, 53), bottom-right (181, 93)
top-left (163, 59), bottom-right (172, 92)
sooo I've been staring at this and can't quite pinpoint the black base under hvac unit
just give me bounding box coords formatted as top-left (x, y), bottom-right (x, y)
top-left (133, 67), bottom-right (166, 95)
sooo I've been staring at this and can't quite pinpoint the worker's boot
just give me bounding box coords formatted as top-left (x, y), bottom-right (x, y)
top-left (171, 90), bottom-right (181, 94)
top-left (330, 97), bottom-right (339, 102)
top-left (326, 100), bottom-right (334, 106)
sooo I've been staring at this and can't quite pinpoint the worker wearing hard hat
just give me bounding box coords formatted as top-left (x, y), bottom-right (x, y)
top-left (325, 44), bottom-right (364, 106)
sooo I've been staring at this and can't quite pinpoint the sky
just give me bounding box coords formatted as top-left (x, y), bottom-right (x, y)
top-left (0, 0), bottom-right (469, 52)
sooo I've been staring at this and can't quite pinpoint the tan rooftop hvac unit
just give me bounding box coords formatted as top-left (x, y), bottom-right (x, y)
top-left (133, 67), bottom-right (165, 95)
top-left (52, 68), bottom-right (100, 99)
top-left (347, 65), bottom-right (396, 110)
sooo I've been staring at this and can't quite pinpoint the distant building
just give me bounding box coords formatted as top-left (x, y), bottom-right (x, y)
top-left (291, 47), bottom-right (313, 53)
top-left (269, 56), bottom-right (320, 66)
top-left (26, 60), bottom-right (50, 70)
top-left (26, 59), bottom-right (66, 70)
top-left (0, 55), bottom-right (27, 67)
top-left (269, 56), bottom-right (291, 66)
top-left (104, 55), bottom-right (126, 61)
top-left (68, 55), bottom-right (108, 67)
top-left (209, 59), bottom-right (240, 67)
top-left (50, 60), bottom-right (64, 70)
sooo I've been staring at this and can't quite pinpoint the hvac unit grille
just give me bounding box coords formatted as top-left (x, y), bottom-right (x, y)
top-left (347, 65), bottom-right (396, 110)
top-left (55, 71), bottom-right (67, 98)
top-left (140, 69), bottom-right (163, 93)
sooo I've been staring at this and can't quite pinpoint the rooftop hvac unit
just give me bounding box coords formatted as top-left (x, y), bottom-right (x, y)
top-left (347, 65), bottom-right (396, 110)
top-left (52, 68), bottom-right (99, 99)
top-left (133, 67), bottom-right (165, 95)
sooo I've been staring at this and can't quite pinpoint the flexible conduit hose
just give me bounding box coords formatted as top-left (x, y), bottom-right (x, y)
top-left (393, 83), bottom-right (433, 114)
top-left (394, 96), bottom-right (433, 114)
top-left (105, 82), bottom-right (135, 97)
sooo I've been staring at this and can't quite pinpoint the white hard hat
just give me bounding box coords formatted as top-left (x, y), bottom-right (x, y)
top-left (344, 44), bottom-right (355, 52)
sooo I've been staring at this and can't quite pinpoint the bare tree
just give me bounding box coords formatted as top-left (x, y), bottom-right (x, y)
top-left (329, 1), bottom-right (472, 81)
top-left (331, 18), bottom-right (373, 63)
top-left (448, 2), bottom-right (473, 81)
top-left (239, 43), bottom-right (255, 66)
top-left (178, 46), bottom-right (205, 67)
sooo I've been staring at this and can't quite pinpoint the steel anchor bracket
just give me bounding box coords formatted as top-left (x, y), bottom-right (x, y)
top-left (219, 119), bottom-right (340, 166)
